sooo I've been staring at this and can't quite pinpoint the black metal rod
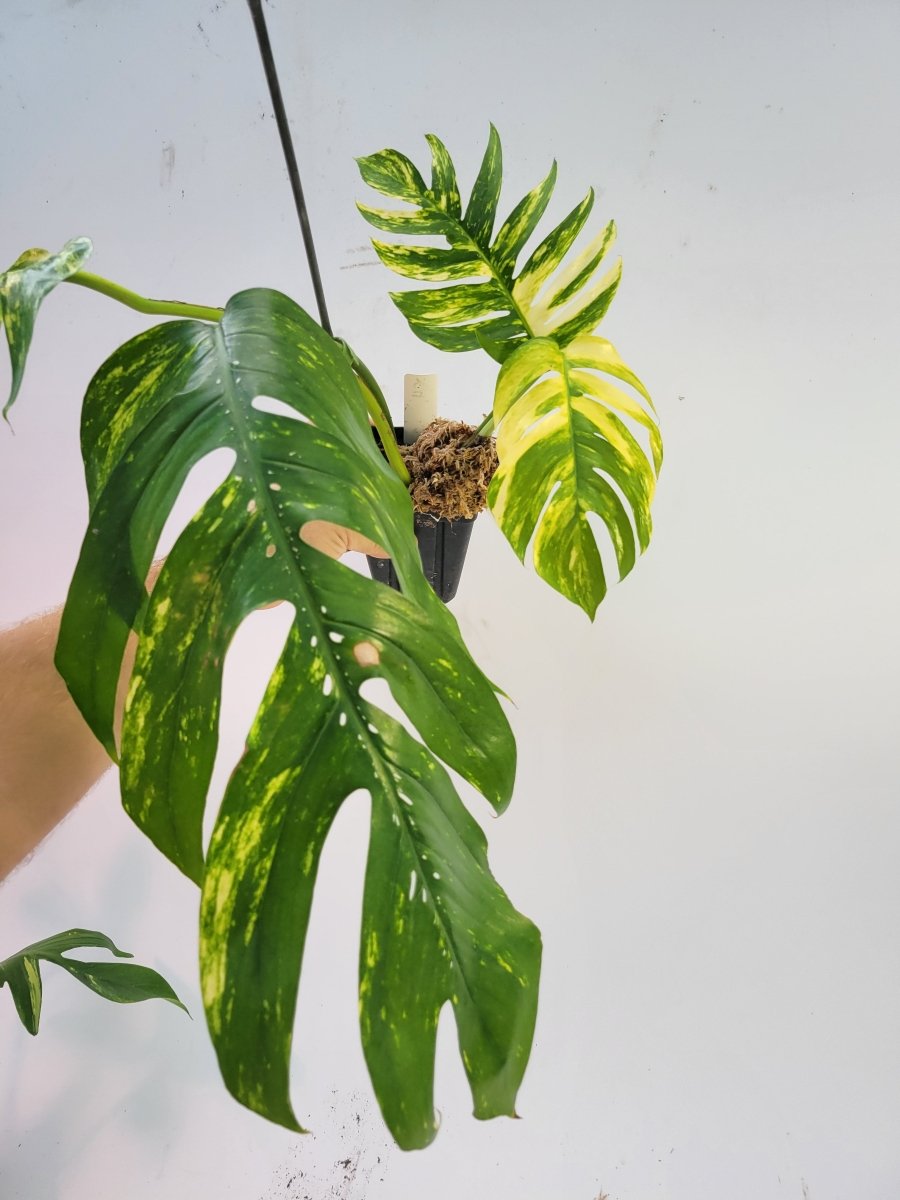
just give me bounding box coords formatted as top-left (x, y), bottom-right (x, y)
top-left (245, 0), bottom-right (333, 334)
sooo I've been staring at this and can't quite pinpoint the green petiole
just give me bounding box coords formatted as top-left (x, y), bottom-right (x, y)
top-left (336, 339), bottom-right (411, 486)
top-left (67, 271), bottom-right (224, 323)
top-left (63, 273), bottom-right (412, 484)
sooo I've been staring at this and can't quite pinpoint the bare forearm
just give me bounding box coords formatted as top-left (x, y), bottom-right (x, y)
top-left (0, 533), bottom-right (380, 881)
top-left (0, 607), bottom-right (114, 879)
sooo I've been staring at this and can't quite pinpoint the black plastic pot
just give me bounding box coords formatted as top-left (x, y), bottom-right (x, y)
top-left (368, 425), bottom-right (476, 604)
top-left (367, 511), bottom-right (475, 603)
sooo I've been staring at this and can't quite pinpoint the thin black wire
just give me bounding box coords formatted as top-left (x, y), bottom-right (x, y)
top-left (245, 0), bottom-right (333, 335)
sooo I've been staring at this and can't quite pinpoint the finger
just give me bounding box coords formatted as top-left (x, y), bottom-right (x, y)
top-left (343, 531), bottom-right (389, 559)
top-left (299, 520), bottom-right (347, 559)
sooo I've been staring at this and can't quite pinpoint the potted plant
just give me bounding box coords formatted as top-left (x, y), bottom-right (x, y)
top-left (0, 124), bottom-right (660, 1152)
top-left (356, 124), bottom-right (661, 619)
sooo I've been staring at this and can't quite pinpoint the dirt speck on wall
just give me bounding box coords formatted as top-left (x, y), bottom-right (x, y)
top-left (258, 1091), bottom-right (394, 1200)
top-left (160, 141), bottom-right (176, 187)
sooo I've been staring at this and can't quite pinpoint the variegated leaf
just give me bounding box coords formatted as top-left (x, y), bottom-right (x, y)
top-left (357, 127), bottom-right (623, 354)
top-left (0, 237), bottom-right (93, 417)
top-left (488, 334), bottom-right (661, 618)
top-left (49, 286), bottom-right (538, 1148)
top-left (463, 123), bottom-right (503, 248)
top-left (0, 928), bottom-right (187, 1035)
top-left (425, 133), bottom-right (461, 218)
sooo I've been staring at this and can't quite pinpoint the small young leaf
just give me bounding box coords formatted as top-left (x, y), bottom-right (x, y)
top-left (0, 928), bottom-right (188, 1035)
top-left (0, 237), bottom-right (92, 418)
top-left (356, 129), bottom-right (620, 361)
top-left (55, 959), bottom-right (189, 1012)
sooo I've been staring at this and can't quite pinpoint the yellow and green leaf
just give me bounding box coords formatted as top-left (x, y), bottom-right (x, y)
top-left (488, 334), bottom-right (661, 618)
top-left (0, 236), bottom-right (93, 418)
top-left (356, 126), bottom-right (622, 355)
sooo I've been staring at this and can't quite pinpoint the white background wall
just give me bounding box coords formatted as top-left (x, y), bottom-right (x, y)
top-left (2, 1), bottom-right (899, 1197)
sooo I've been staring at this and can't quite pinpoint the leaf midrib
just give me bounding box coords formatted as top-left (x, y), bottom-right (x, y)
top-left (210, 325), bottom-right (390, 785)
top-left (211, 324), bottom-right (484, 1016)
top-left (385, 757), bottom-right (484, 990)
top-left (209, 322), bottom-right (513, 1073)
top-left (415, 191), bottom-right (537, 340)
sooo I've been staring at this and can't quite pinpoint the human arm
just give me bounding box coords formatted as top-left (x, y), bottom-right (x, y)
top-left (0, 526), bottom-right (387, 881)
top-left (0, 605), bottom-right (118, 880)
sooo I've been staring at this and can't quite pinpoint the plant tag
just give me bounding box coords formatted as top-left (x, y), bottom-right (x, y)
top-left (403, 373), bottom-right (438, 443)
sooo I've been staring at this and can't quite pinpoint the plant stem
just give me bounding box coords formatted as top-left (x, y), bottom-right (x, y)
top-left (473, 411), bottom-right (495, 438)
top-left (336, 339), bottom-right (392, 428)
top-left (334, 339), bottom-right (410, 485)
top-left (354, 374), bottom-right (411, 485)
top-left (67, 271), bottom-right (224, 323)
top-left (462, 410), bottom-right (495, 446)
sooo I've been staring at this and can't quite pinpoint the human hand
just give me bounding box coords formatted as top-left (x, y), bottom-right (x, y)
top-left (299, 521), bottom-right (388, 560)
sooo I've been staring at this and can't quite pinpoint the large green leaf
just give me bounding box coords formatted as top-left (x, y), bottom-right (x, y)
top-left (488, 334), bottom-right (661, 618)
top-left (0, 928), bottom-right (187, 1035)
top-left (357, 126), bottom-right (621, 357)
top-left (50, 285), bottom-right (539, 1148)
top-left (0, 237), bottom-right (93, 418)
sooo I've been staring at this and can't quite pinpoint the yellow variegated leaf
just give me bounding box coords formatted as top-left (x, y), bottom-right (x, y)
top-left (512, 189), bottom-right (595, 312)
top-left (0, 236), bottom-right (93, 417)
top-left (425, 133), bottom-right (461, 217)
top-left (463, 123), bottom-right (503, 247)
top-left (526, 221), bottom-right (619, 337)
top-left (539, 220), bottom-right (617, 312)
top-left (358, 128), bottom-right (625, 354)
top-left (371, 241), bottom-right (489, 282)
top-left (488, 335), bottom-right (661, 618)
top-left (490, 161), bottom-right (557, 283)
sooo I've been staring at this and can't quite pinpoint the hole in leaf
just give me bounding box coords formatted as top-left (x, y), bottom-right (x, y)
top-left (203, 602), bottom-right (296, 852)
top-left (153, 447), bottom-right (236, 560)
top-left (251, 394), bottom-right (314, 424)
